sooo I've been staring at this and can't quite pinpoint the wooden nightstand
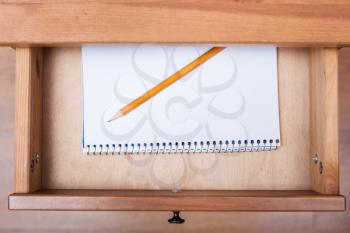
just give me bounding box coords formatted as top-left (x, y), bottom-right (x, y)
top-left (1, 1), bottom-right (347, 222)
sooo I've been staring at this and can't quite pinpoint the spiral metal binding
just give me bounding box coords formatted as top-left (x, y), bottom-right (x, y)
top-left (84, 139), bottom-right (280, 155)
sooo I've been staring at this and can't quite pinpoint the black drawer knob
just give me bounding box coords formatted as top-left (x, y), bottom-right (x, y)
top-left (168, 211), bottom-right (185, 224)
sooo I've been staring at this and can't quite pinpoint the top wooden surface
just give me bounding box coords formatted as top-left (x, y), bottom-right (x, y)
top-left (1, 0), bottom-right (350, 46)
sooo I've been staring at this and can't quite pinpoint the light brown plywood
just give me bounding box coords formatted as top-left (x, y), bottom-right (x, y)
top-left (9, 190), bottom-right (345, 211)
top-left (14, 48), bottom-right (43, 193)
top-left (42, 47), bottom-right (311, 190)
top-left (310, 48), bottom-right (339, 194)
top-left (1, 1), bottom-right (350, 46)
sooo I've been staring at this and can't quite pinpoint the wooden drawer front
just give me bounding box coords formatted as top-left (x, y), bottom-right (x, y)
top-left (9, 190), bottom-right (345, 211)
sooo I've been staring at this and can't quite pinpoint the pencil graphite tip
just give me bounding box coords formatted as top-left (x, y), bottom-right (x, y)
top-left (108, 111), bottom-right (123, 122)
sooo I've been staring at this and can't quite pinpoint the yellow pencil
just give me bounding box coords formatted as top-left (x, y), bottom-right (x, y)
top-left (108, 47), bottom-right (225, 122)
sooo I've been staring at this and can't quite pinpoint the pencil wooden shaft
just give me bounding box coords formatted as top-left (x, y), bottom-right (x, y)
top-left (120, 47), bottom-right (225, 116)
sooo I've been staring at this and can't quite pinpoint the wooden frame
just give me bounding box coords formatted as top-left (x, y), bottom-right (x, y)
top-left (1, 1), bottom-right (347, 212)
top-left (14, 48), bottom-right (43, 193)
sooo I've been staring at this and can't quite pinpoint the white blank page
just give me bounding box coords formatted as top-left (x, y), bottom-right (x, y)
top-left (82, 45), bottom-right (280, 154)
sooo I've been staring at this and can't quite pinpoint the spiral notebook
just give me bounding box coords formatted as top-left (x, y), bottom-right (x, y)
top-left (82, 45), bottom-right (280, 154)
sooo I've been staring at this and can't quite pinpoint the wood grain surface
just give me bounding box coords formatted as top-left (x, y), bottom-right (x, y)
top-left (1, 1), bottom-right (350, 45)
top-left (0, 46), bottom-right (350, 231)
top-left (9, 190), bottom-right (345, 211)
top-left (310, 48), bottom-right (339, 194)
top-left (14, 48), bottom-right (43, 193)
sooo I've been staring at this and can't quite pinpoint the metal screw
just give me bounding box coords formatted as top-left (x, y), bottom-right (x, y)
top-left (35, 153), bottom-right (40, 163)
top-left (319, 162), bottom-right (323, 174)
top-left (312, 154), bottom-right (318, 164)
top-left (30, 158), bottom-right (35, 172)
top-left (172, 188), bottom-right (181, 193)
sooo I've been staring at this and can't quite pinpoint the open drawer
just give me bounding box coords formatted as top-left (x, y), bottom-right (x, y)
top-left (9, 47), bottom-right (345, 212)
